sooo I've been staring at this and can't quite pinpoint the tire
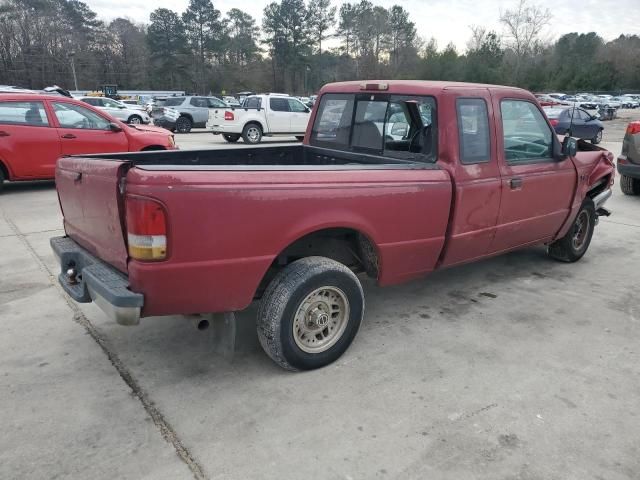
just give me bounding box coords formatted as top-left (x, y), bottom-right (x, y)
top-left (128, 115), bottom-right (142, 125)
top-left (222, 134), bottom-right (240, 143)
top-left (175, 116), bottom-right (192, 133)
top-left (257, 257), bottom-right (365, 371)
top-left (620, 174), bottom-right (640, 195)
top-left (0, 168), bottom-right (4, 192)
top-left (295, 136), bottom-right (305, 141)
top-left (547, 199), bottom-right (596, 263)
top-left (591, 129), bottom-right (603, 144)
top-left (242, 123), bottom-right (262, 144)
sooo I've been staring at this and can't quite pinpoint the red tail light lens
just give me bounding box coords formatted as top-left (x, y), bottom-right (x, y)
top-left (224, 111), bottom-right (234, 121)
top-left (125, 196), bottom-right (167, 261)
top-left (627, 122), bottom-right (640, 135)
top-left (549, 119), bottom-right (559, 127)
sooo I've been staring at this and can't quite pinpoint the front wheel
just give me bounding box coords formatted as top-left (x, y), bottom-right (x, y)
top-left (547, 199), bottom-right (596, 262)
top-left (257, 257), bottom-right (364, 371)
top-left (175, 116), bottom-right (192, 133)
top-left (242, 123), bottom-right (262, 144)
top-left (222, 134), bottom-right (240, 143)
top-left (591, 129), bottom-right (603, 144)
top-left (620, 175), bottom-right (640, 195)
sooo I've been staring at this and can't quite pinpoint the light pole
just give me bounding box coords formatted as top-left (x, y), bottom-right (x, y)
top-left (69, 52), bottom-right (78, 91)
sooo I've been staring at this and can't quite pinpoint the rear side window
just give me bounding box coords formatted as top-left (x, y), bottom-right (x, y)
top-left (0, 101), bottom-right (49, 126)
top-left (501, 100), bottom-right (553, 163)
top-left (456, 98), bottom-right (490, 164)
top-left (82, 98), bottom-right (102, 107)
top-left (311, 93), bottom-right (437, 161)
top-left (163, 98), bottom-right (184, 107)
top-left (244, 97), bottom-right (261, 109)
top-left (270, 98), bottom-right (289, 112)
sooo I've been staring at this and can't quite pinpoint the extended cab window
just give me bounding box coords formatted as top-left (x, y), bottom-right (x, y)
top-left (270, 98), bottom-right (289, 112)
top-left (457, 98), bottom-right (490, 164)
top-left (0, 101), bottom-right (49, 126)
top-left (501, 100), bottom-right (553, 163)
top-left (245, 97), bottom-right (261, 109)
top-left (52, 102), bottom-right (111, 130)
top-left (311, 93), bottom-right (436, 161)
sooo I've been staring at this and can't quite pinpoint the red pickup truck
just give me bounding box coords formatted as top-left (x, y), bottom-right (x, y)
top-left (51, 81), bottom-right (614, 371)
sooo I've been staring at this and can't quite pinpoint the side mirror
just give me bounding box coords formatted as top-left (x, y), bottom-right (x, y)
top-left (561, 136), bottom-right (577, 157)
top-left (109, 122), bottom-right (123, 132)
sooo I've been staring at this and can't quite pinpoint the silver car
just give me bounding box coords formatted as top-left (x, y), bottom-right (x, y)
top-left (160, 96), bottom-right (228, 133)
top-left (80, 97), bottom-right (151, 124)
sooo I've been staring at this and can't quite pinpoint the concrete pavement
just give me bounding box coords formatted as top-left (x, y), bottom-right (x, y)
top-left (1, 128), bottom-right (639, 479)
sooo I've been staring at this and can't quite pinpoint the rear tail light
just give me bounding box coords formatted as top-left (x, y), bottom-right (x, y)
top-left (224, 111), bottom-right (234, 121)
top-left (549, 119), bottom-right (559, 127)
top-left (125, 196), bottom-right (167, 261)
top-left (626, 122), bottom-right (640, 135)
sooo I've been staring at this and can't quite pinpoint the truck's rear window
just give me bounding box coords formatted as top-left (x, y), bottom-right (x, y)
top-left (310, 93), bottom-right (437, 162)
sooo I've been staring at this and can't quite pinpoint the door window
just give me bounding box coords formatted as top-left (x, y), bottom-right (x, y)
top-left (288, 98), bottom-right (308, 113)
top-left (102, 98), bottom-right (122, 108)
top-left (270, 98), bottom-right (289, 112)
top-left (501, 100), bottom-right (553, 163)
top-left (0, 101), bottom-right (49, 126)
top-left (52, 102), bottom-right (112, 130)
top-left (82, 98), bottom-right (102, 107)
top-left (456, 98), bottom-right (491, 164)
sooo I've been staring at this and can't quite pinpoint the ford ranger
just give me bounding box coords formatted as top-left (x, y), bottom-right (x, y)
top-left (51, 81), bottom-right (615, 371)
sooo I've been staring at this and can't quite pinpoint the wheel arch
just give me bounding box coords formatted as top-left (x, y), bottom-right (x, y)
top-left (253, 226), bottom-right (380, 300)
top-left (243, 120), bottom-right (264, 132)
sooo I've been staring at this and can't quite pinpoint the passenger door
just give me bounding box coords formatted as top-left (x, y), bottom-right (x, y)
top-left (268, 98), bottom-right (291, 133)
top-left (287, 98), bottom-right (311, 133)
top-left (50, 101), bottom-right (129, 156)
top-left (0, 100), bottom-right (60, 179)
top-left (488, 97), bottom-right (576, 253)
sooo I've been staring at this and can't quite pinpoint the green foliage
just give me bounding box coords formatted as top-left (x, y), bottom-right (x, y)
top-left (0, 0), bottom-right (638, 95)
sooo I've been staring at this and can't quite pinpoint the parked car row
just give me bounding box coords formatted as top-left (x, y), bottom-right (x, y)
top-left (537, 92), bottom-right (640, 110)
top-left (543, 107), bottom-right (604, 144)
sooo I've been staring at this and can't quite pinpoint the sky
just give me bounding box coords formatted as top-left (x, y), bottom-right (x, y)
top-left (84, 0), bottom-right (639, 52)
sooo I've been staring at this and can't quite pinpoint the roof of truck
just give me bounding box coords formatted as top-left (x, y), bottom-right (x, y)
top-left (321, 80), bottom-right (528, 95)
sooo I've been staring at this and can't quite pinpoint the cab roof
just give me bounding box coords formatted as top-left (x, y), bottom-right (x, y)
top-left (320, 80), bottom-right (529, 97)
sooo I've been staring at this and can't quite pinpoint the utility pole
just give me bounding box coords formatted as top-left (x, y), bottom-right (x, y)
top-left (69, 52), bottom-right (78, 91)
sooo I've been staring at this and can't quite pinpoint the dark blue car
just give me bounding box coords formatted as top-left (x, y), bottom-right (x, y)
top-left (544, 107), bottom-right (604, 144)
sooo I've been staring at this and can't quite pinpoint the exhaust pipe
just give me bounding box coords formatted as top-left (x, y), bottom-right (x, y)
top-left (186, 315), bottom-right (210, 331)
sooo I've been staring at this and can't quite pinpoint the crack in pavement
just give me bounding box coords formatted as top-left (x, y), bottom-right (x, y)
top-left (1, 209), bottom-right (208, 480)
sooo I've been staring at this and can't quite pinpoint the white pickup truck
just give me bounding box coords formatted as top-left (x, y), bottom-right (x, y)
top-left (206, 94), bottom-right (311, 144)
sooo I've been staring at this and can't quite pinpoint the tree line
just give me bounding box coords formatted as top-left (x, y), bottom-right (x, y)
top-left (1, 0), bottom-right (639, 95)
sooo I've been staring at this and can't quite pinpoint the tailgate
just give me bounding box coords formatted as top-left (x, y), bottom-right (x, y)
top-left (56, 157), bottom-right (129, 273)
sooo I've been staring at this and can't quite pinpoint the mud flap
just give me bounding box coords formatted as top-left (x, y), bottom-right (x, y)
top-left (210, 312), bottom-right (237, 359)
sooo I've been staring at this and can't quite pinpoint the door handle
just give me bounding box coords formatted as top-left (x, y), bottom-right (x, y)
top-left (61, 133), bottom-right (76, 139)
top-left (0, 131), bottom-right (10, 137)
top-left (510, 177), bottom-right (523, 189)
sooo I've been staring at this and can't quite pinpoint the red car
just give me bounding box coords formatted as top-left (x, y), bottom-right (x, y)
top-left (52, 80), bottom-right (614, 371)
top-left (0, 93), bottom-right (176, 189)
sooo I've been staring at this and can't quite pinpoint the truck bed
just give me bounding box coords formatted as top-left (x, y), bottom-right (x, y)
top-left (76, 144), bottom-right (435, 170)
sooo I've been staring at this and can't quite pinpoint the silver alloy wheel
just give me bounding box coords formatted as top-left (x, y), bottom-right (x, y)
top-left (293, 286), bottom-right (350, 354)
top-left (595, 129), bottom-right (602, 143)
top-left (129, 116), bottom-right (142, 124)
top-left (572, 210), bottom-right (590, 250)
top-left (247, 126), bottom-right (261, 143)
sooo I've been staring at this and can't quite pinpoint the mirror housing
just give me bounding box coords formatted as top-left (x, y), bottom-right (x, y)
top-left (560, 136), bottom-right (577, 158)
top-left (109, 122), bottom-right (123, 132)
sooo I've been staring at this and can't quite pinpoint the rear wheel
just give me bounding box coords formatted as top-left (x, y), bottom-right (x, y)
top-left (257, 257), bottom-right (364, 371)
top-left (547, 199), bottom-right (596, 262)
top-left (591, 129), bottom-right (603, 144)
top-left (242, 123), bottom-right (262, 144)
top-left (175, 116), bottom-right (192, 133)
top-left (222, 134), bottom-right (240, 143)
top-left (128, 115), bottom-right (142, 125)
top-left (620, 174), bottom-right (640, 195)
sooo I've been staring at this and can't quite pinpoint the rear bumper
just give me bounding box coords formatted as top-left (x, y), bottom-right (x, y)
top-left (50, 236), bottom-right (143, 326)
top-left (617, 159), bottom-right (640, 179)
